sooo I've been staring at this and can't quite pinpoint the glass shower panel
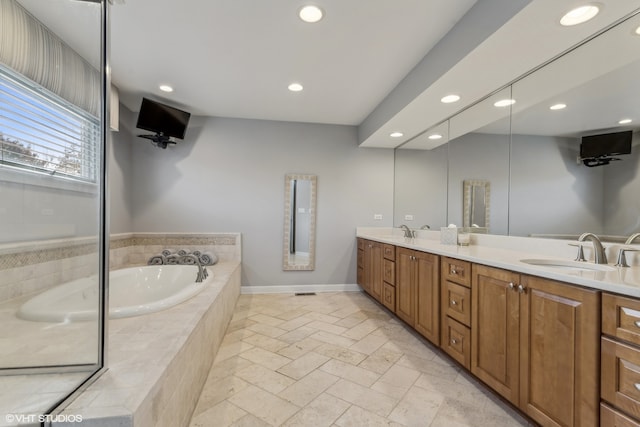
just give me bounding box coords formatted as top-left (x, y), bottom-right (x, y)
top-left (0, 0), bottom-right (106, 423)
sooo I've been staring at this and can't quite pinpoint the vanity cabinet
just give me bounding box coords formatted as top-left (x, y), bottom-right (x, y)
top-left (440, 257), bottom-right (472, 368)
top-left (357, 239), bottom-right (383, 301)
top-left (472, 264), bottom-right (599, 427)
top-left (601, 293), bottom-right (640, 425)
top-left (396, 247), bottom-right (439, 345)
top-left (357, 238), bottom-right (395, 310)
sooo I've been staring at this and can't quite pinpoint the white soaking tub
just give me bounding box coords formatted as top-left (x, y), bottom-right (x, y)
top-left (16, 265), bottom-right (209, 322)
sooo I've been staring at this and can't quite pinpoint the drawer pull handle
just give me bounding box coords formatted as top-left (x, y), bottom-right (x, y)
top-left (635, 321), bottom-right (640, 328)
top-left (451, 300), bottom-right (458, 306)
top-left (451, 339), bottom-right (458, 345)
top-left (635, 383), bottom-right (640, 392)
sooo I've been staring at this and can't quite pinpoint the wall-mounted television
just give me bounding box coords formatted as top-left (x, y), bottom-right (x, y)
top-left (136, 97), bottom-right (191, 140)
top-left (580, 130), bottom-right (632, 167)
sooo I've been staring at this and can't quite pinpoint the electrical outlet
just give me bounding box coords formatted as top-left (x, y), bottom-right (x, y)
top-left (374, 214), bottom-right (383, 220)
top-left (404, 214), bottom-right (414, 221)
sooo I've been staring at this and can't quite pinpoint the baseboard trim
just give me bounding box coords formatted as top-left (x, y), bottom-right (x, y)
top-left (240, 284), bottom-right (362, 295)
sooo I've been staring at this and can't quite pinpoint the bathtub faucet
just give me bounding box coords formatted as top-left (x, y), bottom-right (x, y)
top-left (167, 254), bottom-right (208, 283)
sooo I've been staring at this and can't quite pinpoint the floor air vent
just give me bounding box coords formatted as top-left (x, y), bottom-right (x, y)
top-left (294, 292), bottom-right (317, 296)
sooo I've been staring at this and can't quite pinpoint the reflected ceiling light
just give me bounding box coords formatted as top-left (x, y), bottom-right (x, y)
top-left (299, 5), bottom-right (324, 23)
top-left (159, 84), bottom-right (174, 93)
top-left (560, 4), bottom-right (600, 26)
top-left (494, 99), bottom-right (516, 107)
top-left (549, 103), bottom-right (567, 110)
top-left (428, 134), bottom-right (443, 140)
top-left (635, 26), bottom-right (640, 35)
top-left (288, 82), bottom-right (303, 92)
top-left (619, 118), bottom-right (632, 124)
top-left (440, 94), bottom-right (460, 104)
top-left (390, 132), bottom-right (404, 138)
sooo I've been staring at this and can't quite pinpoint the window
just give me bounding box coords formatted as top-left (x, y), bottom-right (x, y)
top-left (0, 65), bottom-right (100, 182)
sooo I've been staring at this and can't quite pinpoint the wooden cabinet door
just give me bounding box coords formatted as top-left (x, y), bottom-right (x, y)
top-left (369, 242), bottom-right (383, 302)
top-left (396, 247), bottom-right (415, 326)
top-left (357, 239), bottom-right (365, 287)
top-left (520, 275), bottom-right (599, 427)
top-left (414, 251), bottom-right (439, 345)
top-left (471, 264), bottom-right (521, 405)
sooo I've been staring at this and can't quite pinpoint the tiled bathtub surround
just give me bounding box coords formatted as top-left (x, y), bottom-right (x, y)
top-left (0, 232), bottom-right (241, 304)
top-left (55, 260), bottom-right (241, 427)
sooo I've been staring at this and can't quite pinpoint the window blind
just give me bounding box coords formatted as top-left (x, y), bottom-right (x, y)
top-left (0, 65), bottom-right (99, 181)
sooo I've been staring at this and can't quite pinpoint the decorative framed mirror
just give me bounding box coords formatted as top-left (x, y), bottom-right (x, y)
top-left (463, 179), bottom-right (490, 230)
top-left (282, 174), bottom-right (317, 271)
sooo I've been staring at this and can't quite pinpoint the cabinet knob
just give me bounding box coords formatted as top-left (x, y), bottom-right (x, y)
top-left (635, 383), bottom-right (640, 392)
top-left (517, 284), bottom-right (526, 294)
top-left (451, 300), bottom-right (458, 306)
top-left (508, 282), bottom-right (515, 291)
top-left (451, 267), bottom-right (457, 275)
top-left (451, 339), bottom-right (458, 345)
top-left (634, 321), bottom-right (640, 328)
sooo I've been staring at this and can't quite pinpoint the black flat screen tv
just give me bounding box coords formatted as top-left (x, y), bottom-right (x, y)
top-left (580, 130), bottom-right (632, 159)
top-left (136, 98), bottom-right (191, 140)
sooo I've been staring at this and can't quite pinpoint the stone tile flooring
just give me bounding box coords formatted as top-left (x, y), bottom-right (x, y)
top-left (189, 292), bottom-right (533, 427)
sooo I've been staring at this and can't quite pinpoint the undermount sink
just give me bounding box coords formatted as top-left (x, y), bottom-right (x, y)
top-left (520, 258), bottom-right (616, 272)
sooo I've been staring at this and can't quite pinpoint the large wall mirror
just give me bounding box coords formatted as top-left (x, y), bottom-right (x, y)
top-left (394, 10), bottom-right (640, 241)
top-left (283, 174), bottom-right (317, 271)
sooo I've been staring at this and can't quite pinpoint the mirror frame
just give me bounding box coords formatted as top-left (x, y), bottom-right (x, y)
top-left (463, 179), bottom-right (490, 229)
top-left (282, 173), bottom-right (317, 271)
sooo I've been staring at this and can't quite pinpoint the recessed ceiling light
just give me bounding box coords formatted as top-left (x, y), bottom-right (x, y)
top-left (428, 134), bottom-right (443, 140)
top-left (288, 83), bottom-right (303, 92)
top-left (549, 103), bottom-right (567, 110)
top-left (494, 99), bottom-right (516, 107)
top-left (440, 95), bottom-right (460, 104)
top-left (299, 5), bottom-right (324, 23)
top-left (159, 85), bottom-right (173, 93)
top-left (390, 132), bottom-right (403, 138)
top-left (619, 118), bottom-right (632, 124)
top-left (560, 4), bottom-right (600, 26)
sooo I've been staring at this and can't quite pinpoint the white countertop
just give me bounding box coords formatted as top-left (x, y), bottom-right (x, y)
top-left (357, 227), bottom-right (640, 298)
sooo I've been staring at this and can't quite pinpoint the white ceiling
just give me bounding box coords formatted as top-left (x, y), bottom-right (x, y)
top-left (109, 0), bottom-right (477, 125)
top-left (15, 0), bottom-right (640, 149)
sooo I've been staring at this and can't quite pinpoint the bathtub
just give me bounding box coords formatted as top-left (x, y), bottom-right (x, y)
top-left (16, 265), bottom-right (209, 322)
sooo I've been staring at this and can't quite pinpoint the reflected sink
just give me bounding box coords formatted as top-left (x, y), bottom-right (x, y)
top-left (520, 258), bottom-right (616, 272)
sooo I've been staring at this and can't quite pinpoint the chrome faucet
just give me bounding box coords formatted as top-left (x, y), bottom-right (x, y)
top-left (420, 225), bottom-right (431, 230)
top-left (400, 224), bottom-right (414, 238)
top-left (577, 233), bottom-right (607, 264)
top-left (167, 253), bottom-right (208, 282)
top-left (626, 233), bottom-right (640, 245)
top-left (615, 233), bottom-right (640, 267)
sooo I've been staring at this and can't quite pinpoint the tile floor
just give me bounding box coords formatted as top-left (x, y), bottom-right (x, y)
top-left (189, 292), bottom-right (533, 427)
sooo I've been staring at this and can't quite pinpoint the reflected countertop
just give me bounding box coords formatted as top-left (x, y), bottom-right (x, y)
top-left (357, 227), bottom-right (640, 299)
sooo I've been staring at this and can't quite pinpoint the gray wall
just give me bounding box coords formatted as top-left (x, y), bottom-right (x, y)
top-left (510, 134), bottom-right (604, 237)
top-left (126, 112), bottom-right (394, 287)
top-left (108, 107), bottom-right (134, 234)
top-left (603, 136), bottom-right (640, 236)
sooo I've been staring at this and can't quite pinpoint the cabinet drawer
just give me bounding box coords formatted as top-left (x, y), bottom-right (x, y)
top-left (383, 259), bottom-right (395, 285)
top-left (383, 244), bottom-right (395, 261)
top-left (382, 282), bottom-right (395, 313)
top-left (602, 337), bottom-right (640, 420)
top-left (601, 403), bottom-right (640, 427)
top-left (603, 293), bottom-right (640, 347)
top-left (441, 257), bottom-right (471, 287)
top-left (443, 281), bottom-right (471, 327)
top-left (441, 316), bottom-right (470, 369)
